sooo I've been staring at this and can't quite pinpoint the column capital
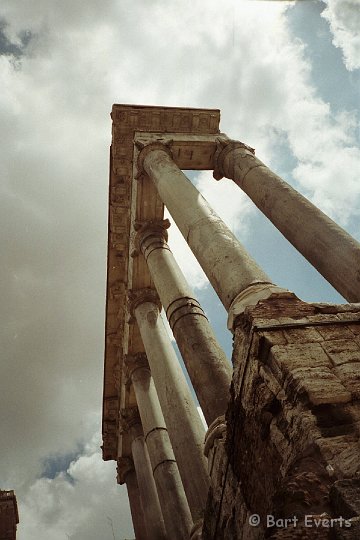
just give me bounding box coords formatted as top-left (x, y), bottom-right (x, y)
top-left (227, 282), bottom-right (288, 330)
top-left (204, 415), bottom-right (227, 481)
top-left (132, 219), bottom-right (170, 258)
top-left (213, 137), bottom-right (255, 180)
top-left (204, 414), bottom-right (227, 458)
top-left (117, 456), bottom-right (134, 484)
top-left (134, 218), bottom-right (170, 236)
top-left (124, 352), bottom-right (150, 382)
top-left (128, 288), bottom-right (161, 319)
top-left (120, 406), bottom-right (142, 433)
top-left (136, 141), bottom-right (173, 179)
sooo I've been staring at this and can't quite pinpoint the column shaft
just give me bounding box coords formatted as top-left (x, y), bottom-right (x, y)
top-left (117, 458), bottom-right (148, 540)
top-left (125, 469), bottom-right (148, 540)
top-left (128, 357), bottom-right (193, 539)
top-left (141, 147), bottom-right (273, 311)
top-left (216, 141), bottom-right (360, 302)
top-left (130, 424), bottom-right (167, 539)
top-left (133, 301), bottom-right (209, 520)
top-left (139, 226), bottom-right (231, 424)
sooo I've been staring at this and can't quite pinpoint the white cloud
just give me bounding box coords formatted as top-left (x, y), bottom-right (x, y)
top-left (18, 429), bottom-right (133, 540)
top-left (274, 46), bottom-right (360, 225)
top-left (210, 2), bottom-right (360, 227)
top-left (321, 0), bottom-right (360, 71)
top-left (196, 171), bottom-right (253, 235)
top-left (165, 208), bottom-right (209, 290)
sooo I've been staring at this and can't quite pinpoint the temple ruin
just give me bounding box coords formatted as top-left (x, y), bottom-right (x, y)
top-left (102, 105), bottom-right (360, 539)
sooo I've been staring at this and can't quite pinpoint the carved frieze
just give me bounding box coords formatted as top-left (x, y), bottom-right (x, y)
top-left (103, 396), bottom-right (119, 422)
top-left (110, 206), bottom-right (129, 233)
top-left (110, 182), bottom-right (130, 205)
top-left (124, 352), bottom-right (150, 383)
top-left (112, 106), bottom-right (220, 134)
top-left (120, 406), bottom-right (141, 432)
top-left (110, 232), bottom-right (126, 252)
top-left (113, 362), bottom-right (121, 391)
top-left (117, 457), bottom-right (134, 485)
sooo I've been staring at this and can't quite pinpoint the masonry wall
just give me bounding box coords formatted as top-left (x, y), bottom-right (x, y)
top-left (203, 293), bottom-right (360, 540)
top-left (0, 491), bottom-right (18, 540)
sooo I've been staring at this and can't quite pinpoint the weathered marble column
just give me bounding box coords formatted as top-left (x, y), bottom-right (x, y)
top-left (129, 289), bottom-right (209, 521)
top-left (117, 457), bottom-right (148, 540)
top-left (213, 138), bottom-right (360, 302)
top-left (125, 353), bottom-right (193, 539)
top-left (135, 220), bottom-right (231, 424)
top-left (122, 408), bottom-right (167, 539)
top-left (138, 144), bottom-right (285, 326)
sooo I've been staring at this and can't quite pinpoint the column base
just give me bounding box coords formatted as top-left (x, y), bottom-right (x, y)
top-left (227, 283), bottom-right (288, 330)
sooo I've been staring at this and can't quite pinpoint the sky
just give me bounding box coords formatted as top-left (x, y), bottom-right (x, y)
top-left (0, 0), bottom-right (359, 538)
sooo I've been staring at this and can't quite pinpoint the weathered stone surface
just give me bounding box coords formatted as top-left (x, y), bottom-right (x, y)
top-left (322, 340), bottom-right (360, 367)
top-left (126, 353), bottom-right (192, 538)
top-left (317, 325), bottom-right (355, 340)
top-left (348, 323), bottom-right (360, 335)
top-left (270, 343), bottom-right (332, 378)
top-left (203, 295), bottom-right (360, 540)
top-left (282, 326), bottom-right (324, 344)
top-left (0, 490), bottom-right (19, 540)
top-left (330, 479), bottom-right (360, 539)
top-left (285, 366), bottom-right (351, 406)
top-left (334, 363), bottom-right (360, 399)
top-left (332, 519), bottom-right (360, 540)
top-left (330, 478), bottom-right (360, 518)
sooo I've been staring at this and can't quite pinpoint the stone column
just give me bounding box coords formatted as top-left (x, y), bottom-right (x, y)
top-left (135, 220), bottom-right (231, 424)
top-left (117, 457), bottom-right (148, 540)
top-left (213, 138), bottom-right (360, 303)
top-left (129, 289), bottom-right (209, 521)
top-left (137, 143), bottom-right (285, 326)
top-left (125, 353), bottom-right (193, 539)
top-left (122, 408), bottom-right (167, 539)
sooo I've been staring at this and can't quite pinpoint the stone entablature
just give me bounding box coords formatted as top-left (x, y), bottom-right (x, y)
top-left (103, 105), bottom-right (221, 461)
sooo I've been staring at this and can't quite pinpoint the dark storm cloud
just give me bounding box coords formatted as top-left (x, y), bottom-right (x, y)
top-left (41, 449), bottom-right (83, 482)
top-left (0, 19), bottom-right (33, 57)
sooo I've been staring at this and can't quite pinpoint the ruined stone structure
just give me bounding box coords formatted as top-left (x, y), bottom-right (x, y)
top-left (102, 105), bottom-right (360, 539)
top-left (0, 491), bottom-right (19, 540)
